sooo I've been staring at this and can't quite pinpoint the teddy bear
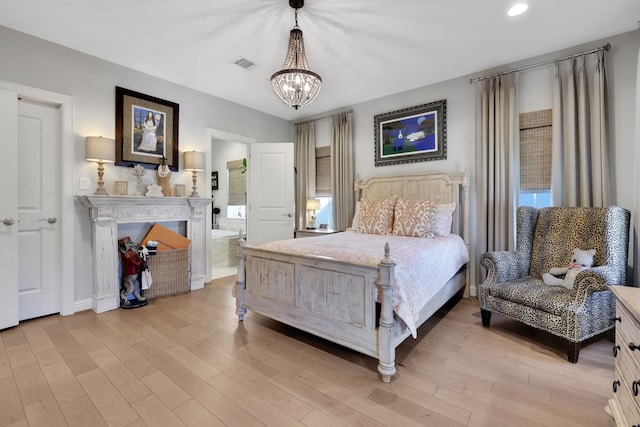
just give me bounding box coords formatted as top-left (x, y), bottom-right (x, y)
top-left (542, 248), bottom-right (596, 290)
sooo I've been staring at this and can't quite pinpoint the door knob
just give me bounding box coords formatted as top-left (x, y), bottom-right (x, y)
top-left (40, 217), bottom-right (57, 224)
top-left (2, 217), bottom-right (15, 226)
top-left (283, 213), bottom-right (292, 217)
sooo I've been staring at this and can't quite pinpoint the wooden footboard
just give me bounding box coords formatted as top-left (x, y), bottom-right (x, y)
top-left (235, 237), bottom-right (399, 382)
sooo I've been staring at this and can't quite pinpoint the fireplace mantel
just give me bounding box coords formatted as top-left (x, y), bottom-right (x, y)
top-left (77, 195), bottom-right (213, 313)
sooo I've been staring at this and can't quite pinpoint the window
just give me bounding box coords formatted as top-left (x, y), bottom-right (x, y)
top-left (519, 109), bottom-right (552, 208)
top-left (315, 146), bottom-right (333, 229)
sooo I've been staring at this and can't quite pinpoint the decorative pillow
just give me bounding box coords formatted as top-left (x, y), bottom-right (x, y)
top-left (350, 201), bottom-right (361, 231)
top-left (431, 202), bottom-right (456, 236)
top-left (392, 198), bottom-right (437, 237)
top-left (357, 196), bottom-right (397, 235)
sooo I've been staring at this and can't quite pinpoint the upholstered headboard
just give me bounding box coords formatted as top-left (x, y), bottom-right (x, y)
top-left (353, 172), bottom-right (470, 244)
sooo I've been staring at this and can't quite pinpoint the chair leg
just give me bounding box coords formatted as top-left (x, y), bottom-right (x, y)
top-left (480, 309), bottom-right (491, 328)
top-left (566, 340), bottom-right (581, 363)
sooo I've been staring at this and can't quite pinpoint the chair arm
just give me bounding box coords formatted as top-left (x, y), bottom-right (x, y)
top-left (571, 265), bottom-right (622, 306)
top-left (480, 251), bottom-right (530, 284)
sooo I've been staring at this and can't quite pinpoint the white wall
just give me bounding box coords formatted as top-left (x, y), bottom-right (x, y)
top-left (0, 25), bottom-right (292, 306)
top-left (302, 29), bottom-right (640, 292)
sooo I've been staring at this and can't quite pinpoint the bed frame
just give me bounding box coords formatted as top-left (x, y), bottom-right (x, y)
top-left (234, 172), bottom-right (470, 382)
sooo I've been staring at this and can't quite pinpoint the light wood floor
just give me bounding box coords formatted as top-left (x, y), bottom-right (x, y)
top-left (0, 275), bottom-right (616, 427)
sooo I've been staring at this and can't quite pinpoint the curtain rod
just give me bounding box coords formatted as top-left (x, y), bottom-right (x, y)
top-left (469, 43), bottom-right (610, 84)
top-left (294, 109), bottom-right (353, 126)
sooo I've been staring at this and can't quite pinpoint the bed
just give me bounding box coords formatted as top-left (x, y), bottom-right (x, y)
top-left (234, 171), bottom-right (470, 382)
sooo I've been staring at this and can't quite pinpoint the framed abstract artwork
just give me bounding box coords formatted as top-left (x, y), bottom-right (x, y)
top-left (374, 99), bottom-right (447, 166)
top-left (115, 86), bottom-right (180, 171)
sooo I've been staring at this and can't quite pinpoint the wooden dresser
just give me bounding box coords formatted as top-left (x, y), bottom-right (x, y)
top-left (608, 285), bottom-right (640, 426)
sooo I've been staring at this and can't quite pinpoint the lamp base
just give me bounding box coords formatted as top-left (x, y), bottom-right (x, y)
top-left (189, 170), bottom-right (200, 197)
top-left (94, 161), bottom-right (109, 195)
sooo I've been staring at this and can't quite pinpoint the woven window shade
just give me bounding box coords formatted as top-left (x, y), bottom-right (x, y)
top-left (227, 159), bottom-right (246, 206)
top-left (520, 109), bottom-right (552, 193)
top-left (316, 146), bottom-right (331, 196)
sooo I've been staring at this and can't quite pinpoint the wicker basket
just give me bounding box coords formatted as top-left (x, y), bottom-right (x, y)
top-left (144, 248), bottom-right (190, 299)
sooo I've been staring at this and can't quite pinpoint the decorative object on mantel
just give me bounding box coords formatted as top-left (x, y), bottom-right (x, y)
top-left (270, 0), bottom-right (322, 110)
top-left (85, 136), bottom-right (115, 195)
top-left (113, 181), bottom-right (128, 196)
top-left (145, 184), bottom-right (164, 197)
top-left (130, 164), bottom-right (147, 196)
top-left (115, 86), bottom-right (179, 171)
top-left (183, 150), bottom-right (205, 197)
top-left (157, 156), bottom-right (172, 196)
top-left (174, 184), bottom-right (186, 197)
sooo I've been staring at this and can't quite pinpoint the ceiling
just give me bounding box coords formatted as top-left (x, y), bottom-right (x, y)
top-left (1, 0), bottom-right (639, 121)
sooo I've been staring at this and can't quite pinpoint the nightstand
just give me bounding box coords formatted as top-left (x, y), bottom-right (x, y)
top-left (294, 229), bottom-right (342, 238)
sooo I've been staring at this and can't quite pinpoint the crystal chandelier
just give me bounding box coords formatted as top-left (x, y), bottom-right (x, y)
top-left (270, 0), bottom-right (322, 110)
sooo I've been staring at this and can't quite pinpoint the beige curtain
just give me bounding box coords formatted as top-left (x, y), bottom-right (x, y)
top-left (331, 112), bottom-right (354, 230)
top-left (294, 122), bottom-right (316, 230)
top-left (476, 73), bottom-right (520, 284)
top-left (551, 51), bottom-right (612, 207)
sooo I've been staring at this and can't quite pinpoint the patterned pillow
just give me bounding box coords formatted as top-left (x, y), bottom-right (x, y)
top-left (392, 199), bottom-right (437, 237)
top-left (431, 202), bottom-right (456, 237)
top-left (357, 196), bottom-right (397, 235)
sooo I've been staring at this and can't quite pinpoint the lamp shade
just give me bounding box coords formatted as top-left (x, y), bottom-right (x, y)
top-left (85, 136), bottom-right (115, 162)
top-left (306, 198), bottom-right (321, 211)
top-left (183, 151), bottom-right (205, 171)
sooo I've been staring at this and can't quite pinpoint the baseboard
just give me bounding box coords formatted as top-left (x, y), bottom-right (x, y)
top-left (73, 298), bottom-right (93, 313)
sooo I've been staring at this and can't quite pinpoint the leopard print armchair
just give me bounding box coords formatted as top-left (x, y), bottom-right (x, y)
top-left (479, 206), bottom-right (630, 363)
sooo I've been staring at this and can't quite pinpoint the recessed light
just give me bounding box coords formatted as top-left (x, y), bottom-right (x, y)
top-left (507, 3), bottom-right (528, 17)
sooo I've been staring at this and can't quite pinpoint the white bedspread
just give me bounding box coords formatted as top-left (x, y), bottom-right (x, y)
top-left (260, 231), bottom-right (469, 337)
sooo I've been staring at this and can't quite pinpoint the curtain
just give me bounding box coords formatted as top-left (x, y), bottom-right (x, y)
top-left (331, 111), bottom-right (354, 231)
top-left (551, 51), bottom-right (612, 207)
top-left (294, 122), bottom-right (316, 230)
top-left (476, 73), bottom-right (520, 285)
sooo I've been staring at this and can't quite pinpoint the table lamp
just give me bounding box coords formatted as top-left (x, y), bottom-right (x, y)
top-left (184, 150), bottom-right (205, 197)
top-left (306, 198), bottom-right (321, 229)
top-left (85, 136), bottom-right (115, 195)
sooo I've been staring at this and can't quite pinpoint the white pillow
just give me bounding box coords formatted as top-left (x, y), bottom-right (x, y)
top-left (431, 202), bottom-right (456, 236)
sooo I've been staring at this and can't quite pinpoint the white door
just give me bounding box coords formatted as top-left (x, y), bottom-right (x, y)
top-left (247, 142), bottom-right (295, 246)
top-left (17, 99), bottom-right (61, 320)
top-left (0, 89), bottom-right (19, 329)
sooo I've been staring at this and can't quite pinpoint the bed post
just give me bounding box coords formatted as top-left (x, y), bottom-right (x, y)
top-left (235, 230), bottom-right (247, 321)
top-left (377, 242), bottom-right (396, 383)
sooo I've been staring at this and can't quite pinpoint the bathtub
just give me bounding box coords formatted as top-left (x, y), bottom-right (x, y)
top-left (211, 229), bottom-right (241, 268)
top-left (211, 229), bottom-right (241, 239)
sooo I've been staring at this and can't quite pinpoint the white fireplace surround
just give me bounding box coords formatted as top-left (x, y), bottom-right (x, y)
top-left (77, 196), bottom-right (212, 313)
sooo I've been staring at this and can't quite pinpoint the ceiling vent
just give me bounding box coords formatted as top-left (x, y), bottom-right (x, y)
top-left (231, 57), bottom-right (256, 70)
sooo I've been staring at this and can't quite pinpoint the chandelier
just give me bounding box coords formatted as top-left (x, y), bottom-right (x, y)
top-left (270, 0), bottom-right (322, 110)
